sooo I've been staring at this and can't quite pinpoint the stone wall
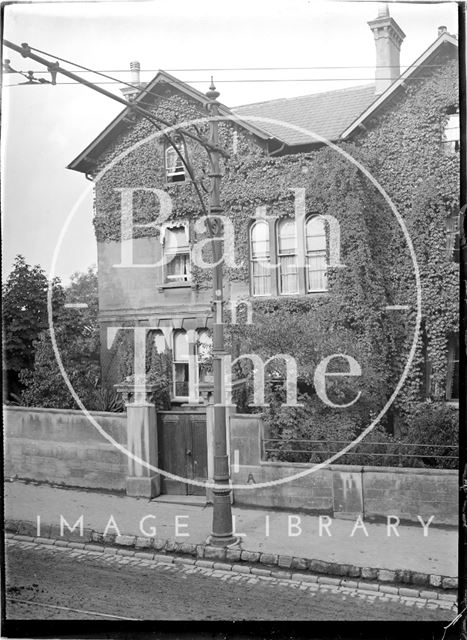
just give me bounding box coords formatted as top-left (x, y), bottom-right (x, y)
top-left (229, 414), bottom-right (458, 526)
top-left (4, 406), bottom-right (127, 491)
top-left (4, 406), bottom-right (458, 526)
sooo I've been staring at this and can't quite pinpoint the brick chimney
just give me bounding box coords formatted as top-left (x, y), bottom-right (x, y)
top-left (121, 61), bottom-right (143, 101)
top-left (438, 25), bottom-right (448, 37)
top-left (368, 4), bottom-right (406, 95)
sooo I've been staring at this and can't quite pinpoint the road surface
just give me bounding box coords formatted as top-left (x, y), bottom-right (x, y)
top-left (5, 540), bottom-right (455, 621)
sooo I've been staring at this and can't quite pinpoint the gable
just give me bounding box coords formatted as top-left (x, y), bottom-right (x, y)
top-left (68, 70), bottom-right (272, 175)
top-left (341, 33), bottom-right (458, 139)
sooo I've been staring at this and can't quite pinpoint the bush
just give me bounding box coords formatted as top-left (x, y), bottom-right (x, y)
top-left (262, 395), bottom-right (457, 469)
top-left (397, 401), bottom-right (458, 469)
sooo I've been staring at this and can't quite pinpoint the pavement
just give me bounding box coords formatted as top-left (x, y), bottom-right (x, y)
top-left (4, 480), bottom-right (458, 584)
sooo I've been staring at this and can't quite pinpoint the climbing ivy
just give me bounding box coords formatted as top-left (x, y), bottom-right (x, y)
top-left (90, 56), bottom-right (458, 447)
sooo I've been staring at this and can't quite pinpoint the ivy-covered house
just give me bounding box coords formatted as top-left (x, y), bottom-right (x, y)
top-left (68, 6), bottom-right (459, 441)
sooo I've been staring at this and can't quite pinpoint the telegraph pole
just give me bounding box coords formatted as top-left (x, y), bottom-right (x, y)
top-left (205, 79), bottom-right (237, 547)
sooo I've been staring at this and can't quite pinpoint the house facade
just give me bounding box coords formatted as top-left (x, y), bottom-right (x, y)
top-left (68, 7), bottom-right (459, 431)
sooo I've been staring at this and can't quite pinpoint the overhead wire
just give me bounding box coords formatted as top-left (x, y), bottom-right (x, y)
top-left (8, 64), bottom-right (447, 73)
top-left (3, 44), bottom-right (447, 87)
top-left (4, 75), bottom-right (443, 87)
top-left (3, 39), bottom-right (213, 218)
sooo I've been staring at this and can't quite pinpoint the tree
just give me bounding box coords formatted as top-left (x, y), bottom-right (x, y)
top-left (19, 266), bottom-right (122, 411)
top-left (2, 255), bottom-right (63, 399)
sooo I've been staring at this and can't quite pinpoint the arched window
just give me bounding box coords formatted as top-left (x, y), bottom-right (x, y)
top-left (305, 216), bottom-right (327, 292)
top-left (277, 219), bottom-right (298, 294)
top-left (173, 330), bottom-right (189, 397)
top-left (165, 138), bottom-right (186, 183)
top-left (250, 220), bottom-right (271, 296)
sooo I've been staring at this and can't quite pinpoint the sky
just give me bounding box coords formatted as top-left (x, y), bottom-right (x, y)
top-left (1, 0), bottom-right (459, 283)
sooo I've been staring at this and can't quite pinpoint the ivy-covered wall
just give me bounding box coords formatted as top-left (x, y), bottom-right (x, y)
top-left (91, 53), bottom-right (458, 441)
top-left (355, 53), bottom-right (459, 410)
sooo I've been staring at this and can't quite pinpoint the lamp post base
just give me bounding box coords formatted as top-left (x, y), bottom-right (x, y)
top-left (206, 533), bottom-right (241, 547)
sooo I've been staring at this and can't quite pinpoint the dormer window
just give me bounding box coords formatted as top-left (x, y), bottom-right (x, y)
top-left (165, 138), bottom-right (186, 183)
top-left (443, 108), bottom-right (460, 153)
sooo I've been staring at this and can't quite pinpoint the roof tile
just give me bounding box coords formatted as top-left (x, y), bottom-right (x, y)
top-left (233, 84), bottom-right (377, 145)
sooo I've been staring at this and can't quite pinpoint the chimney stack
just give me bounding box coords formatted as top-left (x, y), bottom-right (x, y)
top-left (121, 61), bottom-right (142, 101)
top-left (438, 25), bottom-right (447, 37)
top-left (368, 3), bottom-right (406, 95)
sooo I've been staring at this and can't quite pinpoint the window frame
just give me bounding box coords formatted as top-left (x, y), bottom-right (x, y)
top-left (443, 108), bottom-right (460, 153)
top-left (276, 218), bottom-right (300, 296)
top-left (165, 138), bottom-right (187, 183)
top-left (249, 219), bottom-right (272, 297)
top-left (163, 225), bottom-right (191, 285)
top-left (249, 215), bottom-right (329, 298)
top-left (305, 215), bottom-right (328, 293)
top-left (172, 329), bottom-right (190, 400)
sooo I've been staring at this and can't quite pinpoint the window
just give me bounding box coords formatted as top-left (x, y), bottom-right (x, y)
top-left (171, 328), bottom-right (213, 401)
top-left (249, 216), bottom-right (329, 297)
top-left (277, 219), bottom-right (299, 294)
top-left (197, 330), bottom-right (213, 385)
top-left (153, 331), bottom-right (167, 354)
top-left (165, 139), bottom-right (186, 183)
top-left (305, 216), bottom-right (327, 292)
top-left (173, 330), bottom-right (189, 398)
top-left (446, 333), bottom-right (459, 401)
top-left (164, 226), bottom-right (191, 283)
top-left (250, 220), bottom-right (271, 296)
top-left (443, 109), bottom-right (460, 153)
top-left (446, 209), bottom-right (460, 263)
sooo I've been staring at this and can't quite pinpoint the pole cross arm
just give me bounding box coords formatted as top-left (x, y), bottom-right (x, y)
top-left (3, 39), bottom-right (230, 158)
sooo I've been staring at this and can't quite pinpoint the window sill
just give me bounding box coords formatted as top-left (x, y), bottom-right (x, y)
top-left (250, 291), bottom-right (330, 299)
top-left (159, 281), bottom-right (193, 291)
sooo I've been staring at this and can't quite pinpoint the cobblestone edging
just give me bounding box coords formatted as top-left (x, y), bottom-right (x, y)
top-left (4, 519), bottom-right (458, 599)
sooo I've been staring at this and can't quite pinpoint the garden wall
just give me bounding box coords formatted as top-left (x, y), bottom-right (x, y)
top-left (4, 406), bottom-right (127, 491)
top-left (3, 406), bottom-right (458, 525)
top-left (229, 414), bottom-right (458, 526)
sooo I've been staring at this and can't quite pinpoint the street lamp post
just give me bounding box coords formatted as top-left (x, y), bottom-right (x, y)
top-left (3, 38), bottom-right (239, 544)
top-left (205, 79), bottom-right (238, 547)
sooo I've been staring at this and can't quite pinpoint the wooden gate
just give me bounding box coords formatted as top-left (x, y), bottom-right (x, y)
top-left (157, 411), bottom-right (208, 495)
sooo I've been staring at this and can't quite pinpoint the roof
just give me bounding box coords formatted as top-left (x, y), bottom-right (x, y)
top-left (68, 31), bottom-right (458, 173)
top-left (67, 69), bottom-right (271, 174)
top-left (233, 84), bottom-right (377, 146)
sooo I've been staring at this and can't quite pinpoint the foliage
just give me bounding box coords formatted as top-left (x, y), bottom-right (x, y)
top-left (263, 396), bottom-right (457, 469)
top-left (114, 329), bottom-right (172, 410)
top-left (87, 56), bottom-right (458, 454)
top-left (2, 255), bottom-right (63, 372)
top-left (397, 401), bottom-right (458, 469)
top-left (356, 56), bottom-right (459, 407)
top-left (19, 266), bottom-right (124, 412)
